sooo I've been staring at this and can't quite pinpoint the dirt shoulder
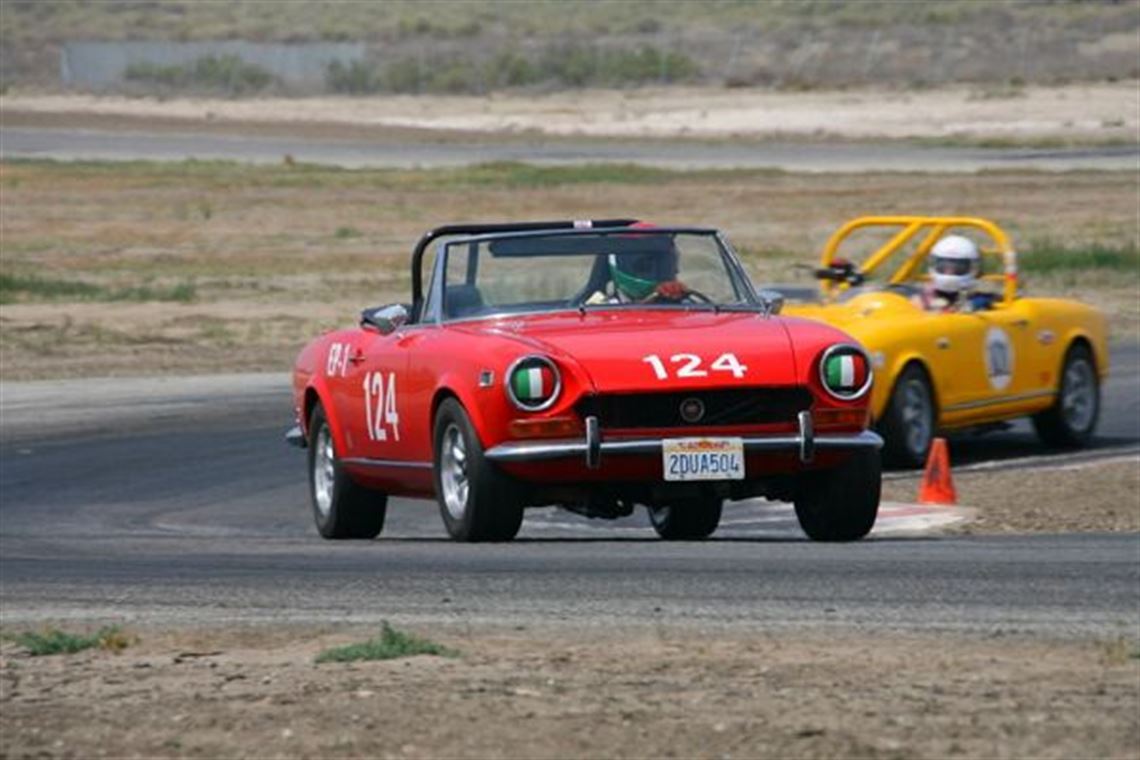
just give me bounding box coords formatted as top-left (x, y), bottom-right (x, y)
top-left (883, 457), bottom-right (1140, 535)
top-left (1, 624), bottom-right (1136, 759)
top-left (4, 81), bottom-right (1138, 145)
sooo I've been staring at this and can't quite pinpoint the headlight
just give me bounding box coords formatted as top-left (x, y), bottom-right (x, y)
top-left (505, 355), bottom-right (561, 412)
top-left (819, 344), bottom-right (873, 400)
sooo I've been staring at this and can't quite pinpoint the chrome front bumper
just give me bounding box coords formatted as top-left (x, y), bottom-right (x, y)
top-left (484, 412), bottom-right (882, 468)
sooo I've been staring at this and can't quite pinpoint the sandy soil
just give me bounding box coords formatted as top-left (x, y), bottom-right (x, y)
top-left (1, 625), bottom-right (1137, 759)
top-left (4, 81), bottom-right (1138, 144)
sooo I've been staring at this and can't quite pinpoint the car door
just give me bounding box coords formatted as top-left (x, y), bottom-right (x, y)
top-left (919, 311), bottom-right (990, 416)
top-left (932, 304), bottom-right (1042, 423)
top-left (318, 328), bottom-right (409, 462)
top-left (344, 329), bottom-right (413, 462)
top-left (975, 300), bottom-right (1049, 406)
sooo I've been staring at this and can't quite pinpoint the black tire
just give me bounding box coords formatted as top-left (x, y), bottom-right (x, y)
top-left (433, 398), bottom-right (524, 542)
top-left (1032, 343), bottom-right (1099, 448)
top-left (647, 498), bottom-right (723, 540)
top-left (794, 448), bottom-right (881, 542)
top-left (307, 404), bottom-right (386, 539)
top-left (878, 364), bottom-right (936, 469)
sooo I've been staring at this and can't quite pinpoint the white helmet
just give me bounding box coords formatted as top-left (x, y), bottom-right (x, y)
top-left (929, 234), bottom-right (979, 294)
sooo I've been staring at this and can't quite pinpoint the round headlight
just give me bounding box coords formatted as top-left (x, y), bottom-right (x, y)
top-left (819, 344), bottom-right (873, 400)
top-left (505, 355), bottom-right (561, 412)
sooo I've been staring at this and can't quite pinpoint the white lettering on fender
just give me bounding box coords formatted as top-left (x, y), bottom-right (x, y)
top-left (643, 353), bottom-right (748, 380)
top-left (363, 371), bottom-right (400, 442)
top-left (326, 342), bottom-right (353, 377)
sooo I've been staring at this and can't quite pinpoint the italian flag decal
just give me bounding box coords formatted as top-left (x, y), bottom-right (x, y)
top-left (825, 352), bottom-right (867, 391)
top-left (512, 364), bottom-right (555, 401)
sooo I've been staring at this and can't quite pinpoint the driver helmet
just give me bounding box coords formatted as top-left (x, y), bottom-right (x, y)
top-left (929, 234), bottom-right (980, 294)
top-left (608, 222), bottom-right (676, 300)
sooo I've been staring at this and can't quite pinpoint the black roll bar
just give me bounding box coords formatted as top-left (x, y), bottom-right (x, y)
top-left (409, 219), bottom-right (638, 323)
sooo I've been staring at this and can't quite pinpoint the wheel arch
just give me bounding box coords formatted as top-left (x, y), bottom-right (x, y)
top-left (875, 353), bottom-right (939, 423)
top-left (430, 383), bottom-right (492, 447)
top-left (1064, 333), bottom-right (1098, 374)
top-left (301, 379), bottom-right (350, 456)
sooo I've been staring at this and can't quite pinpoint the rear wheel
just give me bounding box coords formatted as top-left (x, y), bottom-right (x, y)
top-left (794, 448), bottom-right (881, 542)
top-left (433, 398), bottom-right (524, 542)
top-left (648, 498), bottom-right (723, 540)
top-left (1033, 344), bottom-right (1099, 448)
top-left (878, 364), bottom-right (935, 469)
top-left (308, 404), bottom-right (387, 539)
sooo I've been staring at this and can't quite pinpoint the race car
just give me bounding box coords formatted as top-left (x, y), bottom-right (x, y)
top-left (288, 219), bottom-right (883, 543)
top-left (782, 215), bottom-right (1108, 467)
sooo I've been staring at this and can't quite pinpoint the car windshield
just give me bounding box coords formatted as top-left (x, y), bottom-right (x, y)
top-left (435, 229), bottom-right (755, 321)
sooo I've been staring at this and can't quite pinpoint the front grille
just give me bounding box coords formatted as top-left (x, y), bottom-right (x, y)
top-left (576, 387), bottom-right (812, 429)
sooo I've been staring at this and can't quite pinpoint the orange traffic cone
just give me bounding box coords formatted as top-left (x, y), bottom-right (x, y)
top-left (918, 437), bottom-right (957, 505)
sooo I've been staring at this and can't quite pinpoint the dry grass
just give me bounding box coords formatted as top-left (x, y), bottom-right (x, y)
top-left (1, 160), bottom-right (1136, 379)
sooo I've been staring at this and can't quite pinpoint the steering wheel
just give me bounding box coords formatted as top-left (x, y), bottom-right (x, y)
top-left (646, 286), bottom-right (713, 304)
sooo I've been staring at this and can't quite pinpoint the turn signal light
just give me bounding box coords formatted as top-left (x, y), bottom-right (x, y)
top-left (813, 408), bottom-right (870, 429)
top-left (508, 417), bottom-right (581, 439)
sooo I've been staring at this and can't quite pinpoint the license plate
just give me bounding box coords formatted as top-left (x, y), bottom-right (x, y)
top-left (662, 438), bottom-right (745, 481)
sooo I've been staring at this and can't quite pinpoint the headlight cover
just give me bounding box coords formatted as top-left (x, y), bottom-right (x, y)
top-left (819, 344), bottom-right (873, 401)
top-left (505, 355), bottom-right (561, 412)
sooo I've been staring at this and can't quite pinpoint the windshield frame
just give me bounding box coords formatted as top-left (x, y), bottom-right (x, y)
top-left (427, 226), bottom-right (759, 324)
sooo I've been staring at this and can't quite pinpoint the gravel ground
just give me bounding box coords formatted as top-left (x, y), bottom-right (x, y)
top-left (882, 458), bottom-right (1140, 534)
top-left (2, 625), bottom-right (1138, 760)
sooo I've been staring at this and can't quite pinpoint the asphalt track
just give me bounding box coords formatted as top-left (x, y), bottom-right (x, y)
top-left (3, 126), bottom-right (1139, 171)
top-left (1, 341), bottom-right (1137, 635)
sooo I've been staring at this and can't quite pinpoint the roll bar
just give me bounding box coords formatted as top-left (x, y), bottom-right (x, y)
top-left (818, 215), bottom-right (1018, 305)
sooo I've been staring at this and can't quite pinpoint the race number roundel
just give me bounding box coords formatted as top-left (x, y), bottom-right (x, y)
top-left (984, 327), bottom-right (1014, 391)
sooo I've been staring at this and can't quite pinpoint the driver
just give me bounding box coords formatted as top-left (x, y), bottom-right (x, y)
top-left (584, 224), bottom-right (692, 304)
top-left (915, 234), bottom-right (996, 312)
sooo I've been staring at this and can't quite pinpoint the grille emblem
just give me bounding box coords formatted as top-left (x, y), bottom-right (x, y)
top-left (679, 397), bottom-right (705, 423)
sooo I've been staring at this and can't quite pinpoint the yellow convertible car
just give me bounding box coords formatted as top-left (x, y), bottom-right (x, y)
top-left (782, 216), bottom-right (1108, 467)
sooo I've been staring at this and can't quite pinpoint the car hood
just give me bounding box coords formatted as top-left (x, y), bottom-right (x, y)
top-left (455, 309), bottom-right (799, 392)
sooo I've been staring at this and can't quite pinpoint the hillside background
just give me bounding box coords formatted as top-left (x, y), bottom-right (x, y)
top-left (2, 0), bottom-right (1137, 94)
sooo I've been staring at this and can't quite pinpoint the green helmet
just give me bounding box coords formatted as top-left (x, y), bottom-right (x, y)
top-left (608, 253), bottom-right (659, 300)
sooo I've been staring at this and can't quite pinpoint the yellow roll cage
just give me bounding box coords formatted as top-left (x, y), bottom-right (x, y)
top-left (818, 216), bottom-right (1018, 305)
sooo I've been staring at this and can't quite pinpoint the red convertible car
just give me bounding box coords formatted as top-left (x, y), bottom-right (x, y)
top-left (288, 220), bottom-right (883, 542)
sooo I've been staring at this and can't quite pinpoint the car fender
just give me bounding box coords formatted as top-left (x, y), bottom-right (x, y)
top-left (430, 375), bottom-right (491, 447)
top-left (301, 373), bottom-right (353, 457)
top-left (1054, 328), bottom-right (1107, 382)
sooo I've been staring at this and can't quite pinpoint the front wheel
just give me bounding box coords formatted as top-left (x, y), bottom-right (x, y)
top-left (793, 448), bottom-right (881, 542)
top-left (307, 404), bottom-right (387, 539)
top-left (648, 498), bottom-right (723, 540)
top-left (878, 365), bottom-right (935, 469)
top-left (1033, 344), bottom-right (1099, 448)
top-left (433, 398), bottom-right (524, 542)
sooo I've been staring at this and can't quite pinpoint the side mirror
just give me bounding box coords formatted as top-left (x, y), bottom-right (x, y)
top-left (361, 303), bottom-right (409, 335)
top-left (757, 289), bottom-right (785, 316)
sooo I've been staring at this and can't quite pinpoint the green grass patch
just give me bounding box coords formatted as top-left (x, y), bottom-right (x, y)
top-left (3, 157), bottom-right (701, 191)
top-left (315, 623), bottom-right (457, 664)
top-left (0, 273), bottom-right (197, 304)
top-left (125, 54), bottom-right (276, 96)
top-left (11, 626), bottom-right (133, 656)
top-left (332, 43), bottom-right (701, 95)
top-left (1020, 240), bottom-right (1139, 275)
